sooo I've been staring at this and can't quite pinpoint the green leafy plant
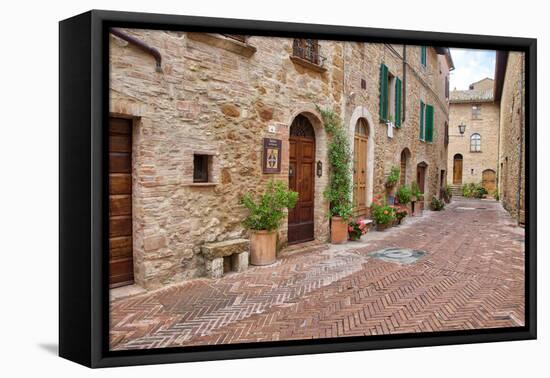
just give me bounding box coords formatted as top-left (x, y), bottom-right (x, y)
top-left (410, 181), bottom-right (422, 199)
top-left (430, 196), bottom-right (445, 211)
top-left (492, 189), bottom-right (499, 201)
top-left (317, 106), bottom-right (353, 220)
top-left (395, 185), bottom-right (412, 204)
top-left (241, 180), bottom-right (298, 231)
top-left (461, 182), bottom-right (487, 198)
top-left (393, 205), bottom-right (408, 223)
top-left (385, 166), bottom-right (400, 188)
top-left (371, 195), bottom-right (396, 225)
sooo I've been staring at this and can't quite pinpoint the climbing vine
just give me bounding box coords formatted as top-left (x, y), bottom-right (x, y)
top-left (317, 106), bottom-right (354, 220)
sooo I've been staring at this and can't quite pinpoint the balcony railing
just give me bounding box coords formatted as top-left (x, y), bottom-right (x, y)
top-left (292, 39), bottom-right (325, 66)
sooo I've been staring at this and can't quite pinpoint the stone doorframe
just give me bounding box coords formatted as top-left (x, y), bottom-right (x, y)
top-left (348, 106), bottom-right (375, 208)
top-left (283, 106), bottom-right (330, 244)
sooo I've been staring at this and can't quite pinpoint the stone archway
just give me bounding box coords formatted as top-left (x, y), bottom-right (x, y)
top-left (349, 106), bottom-right (375, 208)
top-left (399, 148), bottom-right (412, 186)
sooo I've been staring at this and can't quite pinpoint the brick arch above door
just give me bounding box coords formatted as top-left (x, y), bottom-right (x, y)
top-left (348, 106), bottom-right (375, 208)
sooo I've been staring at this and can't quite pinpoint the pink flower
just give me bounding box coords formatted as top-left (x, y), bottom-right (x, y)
top-left (348, 226), bottom-right (353, 232)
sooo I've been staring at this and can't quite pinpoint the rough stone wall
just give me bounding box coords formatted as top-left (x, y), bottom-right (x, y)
top-left (110, 31), bottom-right (449, 289)
top-left (498, 52), bottom-right (525, 222)
top-left (447, 101), bottom-right (500, 185)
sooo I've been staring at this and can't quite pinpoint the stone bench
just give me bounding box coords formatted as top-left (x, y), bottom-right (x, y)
top-left (201, 238), bottom-right (249, 278)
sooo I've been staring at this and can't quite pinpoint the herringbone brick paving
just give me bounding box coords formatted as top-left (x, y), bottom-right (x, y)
top-left (110, 199), bottom-right (525, 350)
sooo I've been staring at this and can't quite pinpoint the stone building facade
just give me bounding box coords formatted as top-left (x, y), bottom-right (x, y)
top-left (109, 29), bottom-right (452, 289)
top-left (447, 78), bottom-right (500, 190)
top-left (495, 51), bottom-right (526, 224)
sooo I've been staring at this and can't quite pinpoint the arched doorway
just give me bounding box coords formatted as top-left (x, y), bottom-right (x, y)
top-left (453, 154), bottom-right (463, 185)
top-left (353, 118), bottom-right (369, 216)
top-left (482, 169), bottom-right (496, 193)
top-left (400, 148), bottom-right (411, 186)
top-left (288, 114), bottom-right (315, 244)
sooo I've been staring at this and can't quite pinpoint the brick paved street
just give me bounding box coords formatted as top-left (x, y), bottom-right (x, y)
top-left (110, 198), bottom-right (525, 350)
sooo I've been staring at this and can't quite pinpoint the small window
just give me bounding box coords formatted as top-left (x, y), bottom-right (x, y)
top-left (193, 154), bottom-right (210, 182)
top-left (470, 133), bottom-right (481, 152)
top-left (472, 104), bottom-right (482, 119)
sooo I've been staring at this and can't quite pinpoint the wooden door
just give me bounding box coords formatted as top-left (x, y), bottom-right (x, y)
top-left (353, 119), bottom-right (368, 217)
top-left (109, 117), bottom-right (134, 288)
top-left (417, 164), bottom-right (427, 194)
top-left (288, 115), bottom-right (315, 244)
top-left (482, 169), bottom-right (496, 192)
top-left (453, 155), bottom-right (463, 185)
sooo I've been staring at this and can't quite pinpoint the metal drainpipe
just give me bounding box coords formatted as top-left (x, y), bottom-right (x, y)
top-left (110, 28), bottom-right (162, 72)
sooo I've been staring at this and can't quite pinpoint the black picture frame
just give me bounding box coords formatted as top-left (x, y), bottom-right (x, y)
top-left (59, 9), bottom-right (537, 368)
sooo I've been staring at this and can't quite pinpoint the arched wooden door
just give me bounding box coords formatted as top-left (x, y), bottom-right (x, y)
top-left (353, 119), bottom-right (368, 217)
top-left (288, 115), bottom-right (315, 244)
top-left (453, 154), bottom-right (463, 185)
top-left (482, 169), bottom-right (496, 192)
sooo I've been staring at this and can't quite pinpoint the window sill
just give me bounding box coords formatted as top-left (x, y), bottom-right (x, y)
top-left (187, 182), bottom-right (217, 187)
top-left (187, 33), bottom-right (257, 57)
top-left (470, 151), bottom-right (482, 153)
top-left (289, 55), bottom-right (327, 73)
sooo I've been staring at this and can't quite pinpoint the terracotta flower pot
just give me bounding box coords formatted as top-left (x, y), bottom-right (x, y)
top-left (249, 230), bottom-right (277, 266)
top-left (376, 222), bottom-right (391, 231)
top-left (331, 216), bottom-right (348, 244)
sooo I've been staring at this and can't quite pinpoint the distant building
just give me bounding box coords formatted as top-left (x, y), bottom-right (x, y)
top-left (494, 52), bottom-right (525, 225)
top-left (448, 78), bottom-right (499, 192)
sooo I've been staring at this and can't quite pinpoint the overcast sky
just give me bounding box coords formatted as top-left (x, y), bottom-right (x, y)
top-left (449, 48), bottom-right (496, 91)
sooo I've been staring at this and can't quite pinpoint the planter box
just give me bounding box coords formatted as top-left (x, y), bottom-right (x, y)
top-left (331, 216), bottom-right (348, 244)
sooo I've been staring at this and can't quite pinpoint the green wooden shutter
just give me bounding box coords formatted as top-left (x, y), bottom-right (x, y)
top-left (395, 77), bottom-right (402, 127)
top-left (419, 100), bottom-right (425, 140)
top-left (379, 64), bottom-right (388, 121)
top-left (425, 104), bottom-right (434, 142)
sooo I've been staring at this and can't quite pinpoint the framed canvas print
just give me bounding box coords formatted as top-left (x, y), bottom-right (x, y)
top-left (59, 9), bottom-right (536, 368)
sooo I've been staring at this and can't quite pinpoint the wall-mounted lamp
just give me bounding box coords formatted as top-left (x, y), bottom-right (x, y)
top-left (316, 161), bottom-right (323, 178)
top-left (458, 122), bottom-right (466, 135)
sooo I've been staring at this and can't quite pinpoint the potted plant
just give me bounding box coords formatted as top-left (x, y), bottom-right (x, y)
top-left (393, 205), bottom-right (408, 225)
top-left (348, 219), bottom-right (370, 241)
top-left (371, 196), bottom-right (396, 231)
top-left (410, 181), bottom-right (423, 216)
top-left (318, 107), bottom-right (354, 244)
top-left (430, 196), bottom-right (445, 211)
top-left (241, 180), bottom-right (298, 265)
top-left (441, 184), bottom-right (452, 203)
top-left (385, 166), bottom-right (400, 205)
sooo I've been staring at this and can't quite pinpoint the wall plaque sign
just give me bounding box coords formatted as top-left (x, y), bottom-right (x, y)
top-left (262, 138), bottom-right (282, 173)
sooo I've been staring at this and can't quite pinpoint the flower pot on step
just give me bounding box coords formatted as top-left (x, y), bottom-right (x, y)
top-left (331, 216), bottom-right (348, 244)
top-left (250, 230), bottom-right (277, 266)
top-left (376, 222), bottom-right (391, 231)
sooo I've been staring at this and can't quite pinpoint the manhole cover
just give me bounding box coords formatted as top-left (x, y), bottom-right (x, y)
top-left (368, 248), bottom-right (426, 265)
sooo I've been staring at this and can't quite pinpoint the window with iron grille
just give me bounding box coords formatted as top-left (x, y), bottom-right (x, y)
top-left (470, 133), bottom-right (481, 152)
top-left (293, 39), bottom-right (320, 65)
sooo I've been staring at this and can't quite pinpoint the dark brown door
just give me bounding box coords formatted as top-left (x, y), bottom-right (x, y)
top-left (109, 117), bottom-right (134, 288)
top-left (288, 115), bottom-right (315, 244)
top-left (417, 164), bottom-right (427, 194)
top-left (453, 154), bottom-right (463, 185)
